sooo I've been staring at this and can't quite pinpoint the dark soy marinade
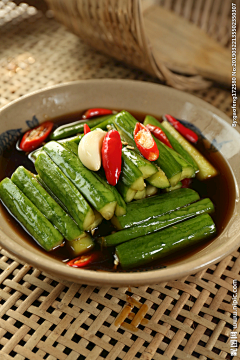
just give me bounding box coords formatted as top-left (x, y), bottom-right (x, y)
top-left (0, 110), bottom-right (236, 272)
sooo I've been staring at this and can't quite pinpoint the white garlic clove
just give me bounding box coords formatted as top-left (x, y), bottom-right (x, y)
top-left (78, 129), bottom-right (106, 171)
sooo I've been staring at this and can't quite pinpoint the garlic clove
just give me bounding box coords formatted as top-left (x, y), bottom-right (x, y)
top-left (78, 129), bottom-right (106, 171)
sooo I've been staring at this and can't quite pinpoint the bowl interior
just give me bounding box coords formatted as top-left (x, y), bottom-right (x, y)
top-left (0, 79), bottom-right (239, 286)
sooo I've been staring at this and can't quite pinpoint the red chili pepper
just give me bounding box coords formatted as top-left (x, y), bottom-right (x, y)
top-left (83, 108), bottom-right (113, 119)
top-left (145, 124), bottom-right (173, 149)
top-left (67, 252), bottom-right (100, 268)
top-left (181, 178), bottom-right (192, 188)
top-left (164, 114), bottom-right (198, 143)
top-left (19, 121), bottom-right (54, 152)
top-left (102, 130), bottom-right (122, 186)
top-left (133, 123), bottom-right (159, 161)
top-left (84, 124), bottom-right (91, 135)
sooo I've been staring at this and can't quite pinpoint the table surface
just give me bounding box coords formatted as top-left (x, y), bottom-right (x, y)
top-left (0, 4), bottom-right (239, 360)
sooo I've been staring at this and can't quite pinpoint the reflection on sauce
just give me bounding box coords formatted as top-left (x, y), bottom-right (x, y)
top-left (0, 110), bottom-right (236, 272)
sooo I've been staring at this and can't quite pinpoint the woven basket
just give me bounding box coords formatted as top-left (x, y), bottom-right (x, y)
top-left (45, 0), bottom-right (239, 91)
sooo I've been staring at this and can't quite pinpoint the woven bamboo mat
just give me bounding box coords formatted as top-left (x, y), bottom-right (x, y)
top-left (0, 5), bottom-right (239, 360)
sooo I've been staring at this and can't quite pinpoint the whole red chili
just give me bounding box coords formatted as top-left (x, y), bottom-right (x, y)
top-left (102, 130), bottom-right (122, 186)
top-left (145, 124), bottom-right (173, 148)
top-left (133, 123), bottom-right (159, 161)
top-left (67, 252), bottom-right (100, 268)
top-left (84, 123), bottom-right (91, 135)
top-left (19, 121), bottom-right (54, 152)
top-left (164, 114), bottom-right (198, 143)
top-left (83, 108), bottom-right (113, 119)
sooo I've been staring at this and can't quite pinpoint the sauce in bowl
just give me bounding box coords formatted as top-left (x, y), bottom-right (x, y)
top-left (0, 110), bottom-right (236, 272)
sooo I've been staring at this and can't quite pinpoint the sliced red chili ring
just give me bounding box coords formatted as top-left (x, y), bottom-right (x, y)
top-left (19, 121), bottom-right (54, 152)
top-left (134, 123), bottom-right (159, 161)
top-left (67, 252), bottom-right (100, 268)
top-left (145, 124), bottom-right (173, 148)
top-left (83, 108), bottom-right (113, 119)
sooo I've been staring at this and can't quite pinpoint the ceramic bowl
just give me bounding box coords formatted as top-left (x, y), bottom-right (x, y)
top-left (0, 79), bottom-right (239, 286)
